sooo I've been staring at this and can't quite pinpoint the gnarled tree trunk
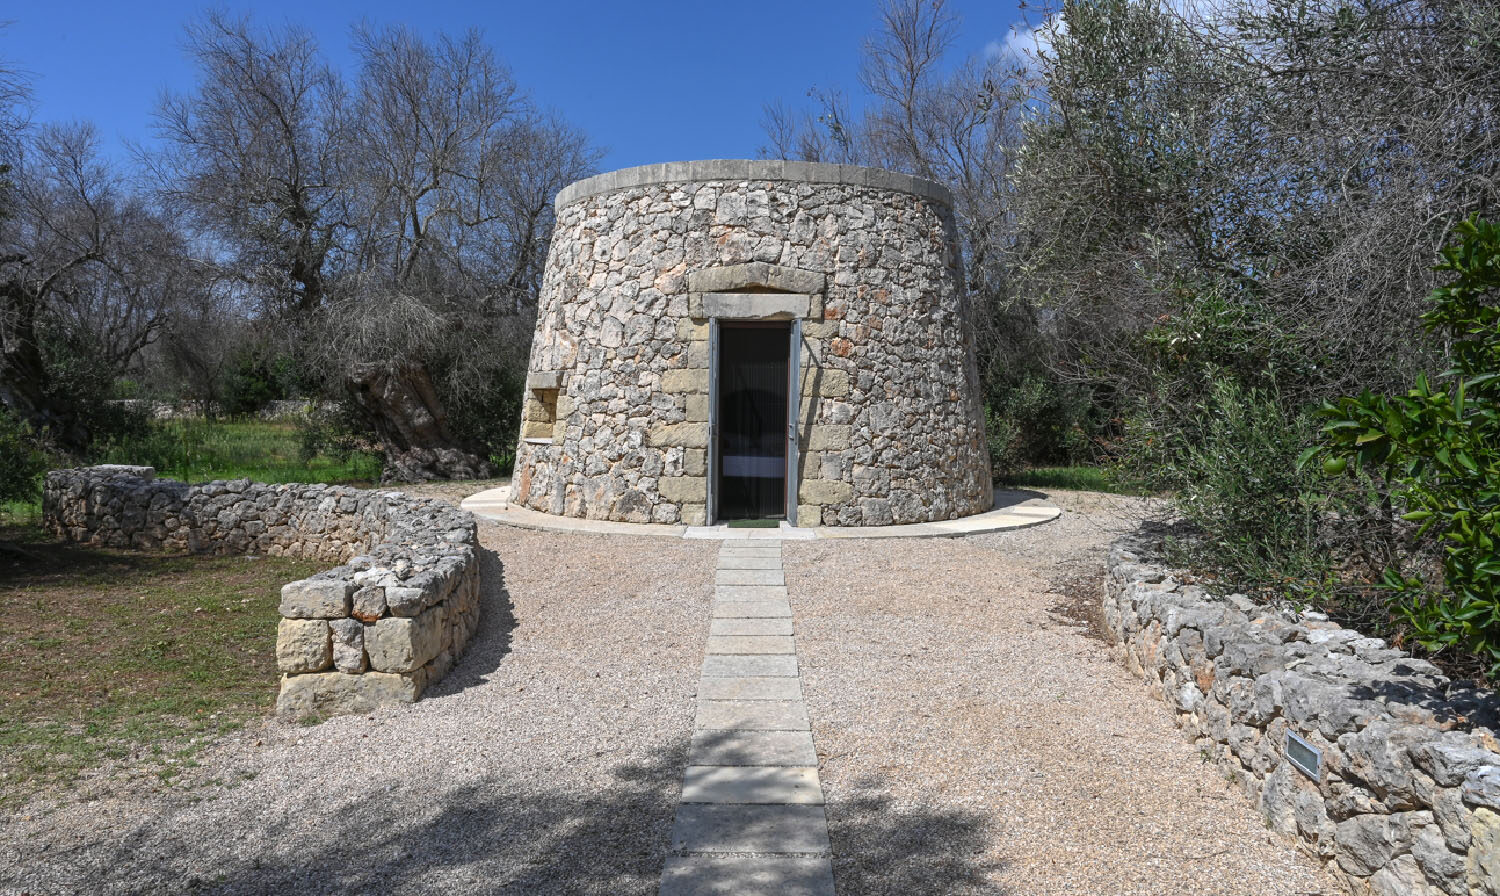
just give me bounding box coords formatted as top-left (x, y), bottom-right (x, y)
top-left (344, 361), bottom-right (495, 483)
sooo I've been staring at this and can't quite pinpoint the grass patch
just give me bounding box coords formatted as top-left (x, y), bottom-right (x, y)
top-left (726, 518), bottom-right (781, 528)
top-left (996, 465), bottom-right (1128, 493)
top-left (0, 536), bottom-right (321, 804)
top-left (94, 418), bottom-right (381, 485)
top-left (1, 419), bottom-right (380, 531)
top-left (1, 500), bottom-right (42, 531)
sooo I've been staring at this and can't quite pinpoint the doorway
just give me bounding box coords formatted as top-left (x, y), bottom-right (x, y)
top-left (714, 322), bottom-right (792, 522)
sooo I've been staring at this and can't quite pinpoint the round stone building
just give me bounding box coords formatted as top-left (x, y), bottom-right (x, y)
top-left (512, 159), bottom-right (992, 527)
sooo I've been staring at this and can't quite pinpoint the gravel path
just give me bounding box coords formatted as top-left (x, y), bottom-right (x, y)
top-left (785, 491), bottom-right (1340, 895)
top-left (1, 488), bottom-right (1340, 895)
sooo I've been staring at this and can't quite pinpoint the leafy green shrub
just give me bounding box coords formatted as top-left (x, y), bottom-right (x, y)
top-left (220, 354), bottom-right (287, 417)
top-left (1169, 379), bottom-right (1334, 596)
top-left (1311, 215), bottom-right (1500, 672)
top-left (985, 373), bottom-right (1097, 476)
top-left (1113, 287), bottom-right (1319, 493)
top-left (297, 401), bottom-right (370, 463)
top-left (0, 408), bottom-right (52, 504)
top-left (37, 328), bottom-right (151, 449)
top-left (441, 364), bottom-right (525, 468)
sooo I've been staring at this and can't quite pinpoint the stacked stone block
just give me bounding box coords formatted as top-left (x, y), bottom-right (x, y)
top-left (1103, 526), bottom-right (1500, 896)
top-left (514, 160), bottom-right (992, 527)
top-left (43, 465), bottom-right (482, 717)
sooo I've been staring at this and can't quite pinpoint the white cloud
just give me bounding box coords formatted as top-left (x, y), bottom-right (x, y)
top-left (985, 0), bottom-right (1247, 76)
top-left (984, 16), bottom-right (1065, 76)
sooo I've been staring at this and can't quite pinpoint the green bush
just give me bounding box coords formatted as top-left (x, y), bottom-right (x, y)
top-left (296, 401), bottom-right (370, 464)
top-left (38, 329), bottom-right (151, 449)
top-left (1168, 379), bottom-right (1334, 596)
top-left (985, 373), bottom-right (1097, 476)
top-left (1311, 215), bottom-right (1500, 673)
top-left (220, 354), bottom-right (288, 417)
top-left (1112, 287), bottom-right (1317, 494)
top-left (0, 408), bottom-right (51, 504)
top-left (441, 364), bottom-right (525, 472)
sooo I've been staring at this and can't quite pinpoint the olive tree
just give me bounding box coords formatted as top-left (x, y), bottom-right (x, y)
top-left (2, 123), bottom-right (185, 450)
top-left (153, 15), bottom-right (600, 479)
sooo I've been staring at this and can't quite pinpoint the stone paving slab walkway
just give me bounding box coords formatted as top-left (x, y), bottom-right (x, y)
top-left (661, 541), bottom-right (836, 896)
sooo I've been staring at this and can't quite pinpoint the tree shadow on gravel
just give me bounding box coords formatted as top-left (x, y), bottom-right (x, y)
top-left (11, 738), bottom-right (1013, 895)
top-left (153, 740), bottom-right (689, 896)
top-left (828, 779), bottom-right (1009, 896)
top-left (422, 546), bottom-right (517, 698)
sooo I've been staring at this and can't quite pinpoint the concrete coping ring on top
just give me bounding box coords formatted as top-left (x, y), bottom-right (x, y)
top-left (554, 159), bottom-right (955, 212)
top-left (459, 487), bottom-right (1060, 541)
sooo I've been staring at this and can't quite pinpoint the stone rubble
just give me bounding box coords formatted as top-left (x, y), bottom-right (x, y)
top-left (43, 464), bottom-right (482, 717)
top-left (1103, 523), bottom-right (1500, 896)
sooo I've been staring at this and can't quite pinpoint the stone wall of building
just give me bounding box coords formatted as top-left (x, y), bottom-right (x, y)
top-left (1103, 525), bottom-right (1500, 896)
top-left (43, 465), bottom-right (482, 717)
top-left (514, 160), bottom-right (992, 527)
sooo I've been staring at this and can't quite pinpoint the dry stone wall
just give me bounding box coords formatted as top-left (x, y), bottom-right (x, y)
top-left (514, 160), bottom-right (992, 527)
top-left (1104, 525), bottom-right (1500, 896)
top-left (43, 465), bottom-right (481, 717)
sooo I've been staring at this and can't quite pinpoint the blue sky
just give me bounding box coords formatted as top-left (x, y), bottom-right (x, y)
top-left (3, 0), bottom-right (1028, 173)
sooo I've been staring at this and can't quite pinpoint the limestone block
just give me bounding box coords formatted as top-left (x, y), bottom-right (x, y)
top-left (1371, 853), bottom-right (1442, 896)
top-left (796, 504), bottom-right (822, 526)
top-left (351, 585), bottom-right (386, 622)
top-left (385, 579), bottom-right (439, 617)
top-left (521, 420), bottom-right (553, 440)
top-left (279, 578), bottom-right (353, 619)
top-left (677, 319), bottom-right (709, 340)
top-left (799, 479), bottom-right (853, 505)
top-left (702, 292), bottom-right (811, 320)
top-left (1335, 810), bottom-right (1429, 877)
top-left (681, 503), bottom-right (707, 526)
top-left (1470, 808), bottom-right (1500, 895)
top-left (662, 369), bottom-right (707, 393)
top-left (859, 497), bottom-right (894, 525)
top-left (275, 671), bottom-right (420, 718)
top-left (802, 320), bottom-right (840, 339)
top-left (686, 394), bottom-right (710, 423)
top-left (276, 619), bottom-right (332, 673)
top-left (660, 476), bottom-right (707, 503)
top-left (802, 369), bottom-right (849, 398)
top-left (648, 423), bottom-right (709, 448)
top-left (366, 610), bottom-right (443, 673)
top-left (684, 340), bottom-right (709, 369)
top-left (684, 448), bottom-right (706, 477)
top-left (1466, 767), bottom-right (1500, 810)
top-left (807, 425), bottom-right (851, 451)
top-left (686, 262), bottom-right (826, 295)
top-left (526, 370), bottom-right (562, 390)
top-left (329, 618), bottom-right (367, 673)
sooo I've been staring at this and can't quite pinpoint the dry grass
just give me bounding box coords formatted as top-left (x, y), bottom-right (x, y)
top-left (0, 529), bottom-right (320, 804)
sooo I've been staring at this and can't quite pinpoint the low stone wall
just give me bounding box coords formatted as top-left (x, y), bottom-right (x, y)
top-left (43, 465), bottom-right (482, 718)
top-left (1103, 526), bottom-right (1499, 895)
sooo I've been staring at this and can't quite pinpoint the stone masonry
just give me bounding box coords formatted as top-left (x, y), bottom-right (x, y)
top-left (1104, 525), bottom-right (1500, 896)
top-left (44, 465), bottom-right (482, 717)
top-left (514, 160), bottom-right (992, 527)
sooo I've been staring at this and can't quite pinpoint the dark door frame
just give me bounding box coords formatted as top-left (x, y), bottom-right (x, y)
top-left (707, 318), bottom-right (801, 526)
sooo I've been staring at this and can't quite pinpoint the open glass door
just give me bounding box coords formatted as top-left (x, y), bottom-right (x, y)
top-left (714, 322), bottom-right (790, 521)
